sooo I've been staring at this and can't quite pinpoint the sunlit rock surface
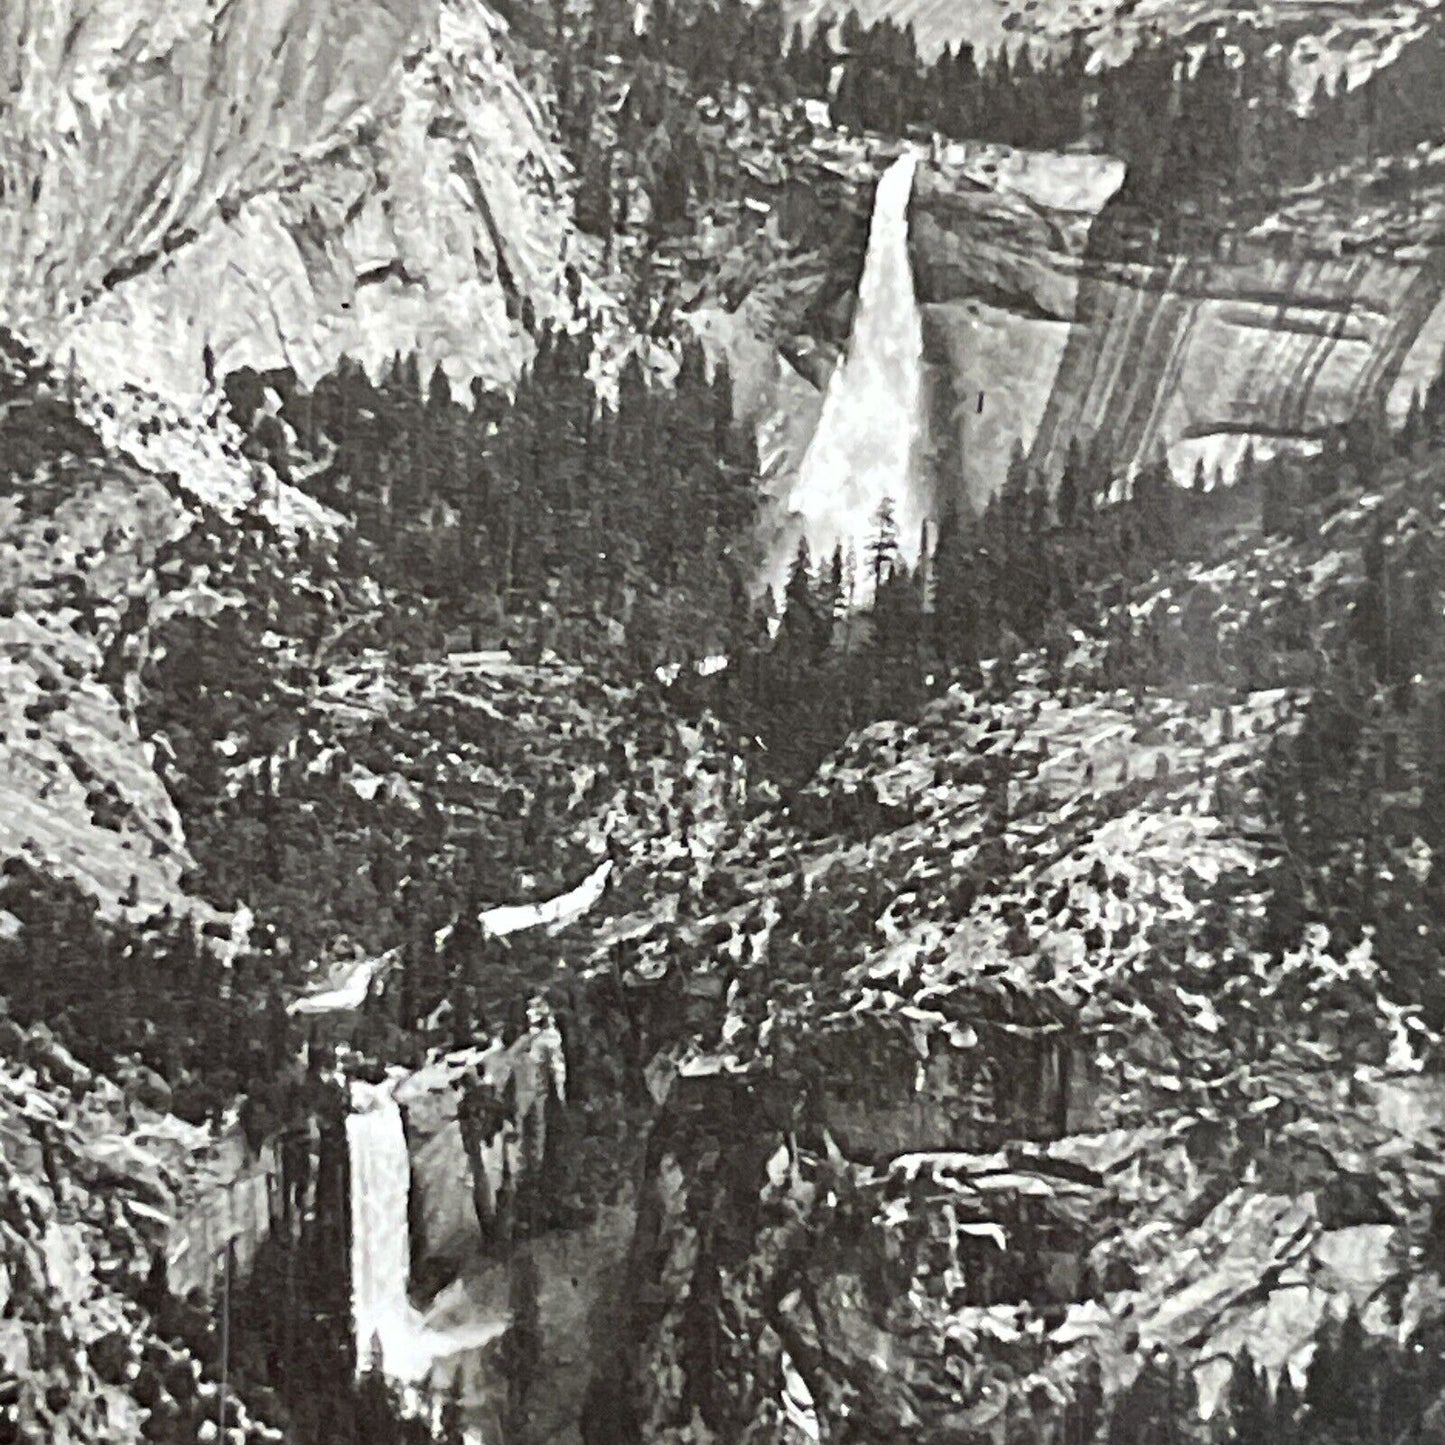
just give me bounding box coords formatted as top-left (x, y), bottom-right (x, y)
top-left (909, 141), bottom-right (1445, 506)
top-left (0, 0), bottom-right (596, 408)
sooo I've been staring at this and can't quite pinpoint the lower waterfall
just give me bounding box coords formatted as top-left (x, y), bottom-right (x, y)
top-left (348, 1079), bottom-right (506, 1384)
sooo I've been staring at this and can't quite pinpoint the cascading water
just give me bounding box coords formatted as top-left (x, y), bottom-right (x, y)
top-left (348, 1080), bottom-right (433, 1380)
top-left (776, 151), bottom-right (925, 596)
top-left (348, 1080), bottom-right (506, 1383)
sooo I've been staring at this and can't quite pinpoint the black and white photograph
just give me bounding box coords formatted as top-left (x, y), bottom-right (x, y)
top-left (1, 0), bottom-right (1444, 1440)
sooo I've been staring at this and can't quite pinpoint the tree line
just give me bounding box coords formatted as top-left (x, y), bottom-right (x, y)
top-left (1100, 1307), bottom-right (1445, 1445)
top-left (565, 0), bottom-right (1445, 231)
top-left (227, 325), bottom-right (758, 669)
top-left (698, 357), bottom-right (1445, 798)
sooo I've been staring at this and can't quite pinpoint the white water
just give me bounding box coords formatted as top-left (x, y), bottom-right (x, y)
top-left (290, 948), bottom-right (400, 1016)
top-left (432, 858), bottom-right (614, 950)
top-left (297, 863), bottom-right (611, 998)
top-left (348, 1080), bottom-right (507, 1382)
top-left (777, 152), bottom-right (925, 596)
top-left (476, 858), bottom-right (613, 939)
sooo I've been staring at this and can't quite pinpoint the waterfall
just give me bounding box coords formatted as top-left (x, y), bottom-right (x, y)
top-left (348, 1080), bottom-right (506, 1383)
top-left (348, 1080), bottom-right (432, 1380)
top-left (777, 151), bottom-right (925, 596)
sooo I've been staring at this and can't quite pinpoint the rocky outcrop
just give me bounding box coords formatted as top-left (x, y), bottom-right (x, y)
top-left (0, 333), bottom-right (329, 925)
top-left (579, 479), bottom-right (1445, 1439)
top-left (165, 1130), bottom-right (282, 1301)
top-left (398, 1025), bottom-right (577, 1287)
top-left (0, 0), bottom-right (602, 410)
top-left (397, 1021), bottom-right (643, 1443)
top-left (908, 142), bottom-right (1445, 509)
top-left (0, 1021), bottom-right (286, 1443)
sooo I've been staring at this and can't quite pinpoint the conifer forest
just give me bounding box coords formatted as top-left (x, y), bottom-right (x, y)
top-left (4, 0), bottom-right (1445, 1443)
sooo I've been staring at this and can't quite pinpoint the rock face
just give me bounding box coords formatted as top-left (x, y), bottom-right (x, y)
top-left (398, 1027), bottom-right (640, 1443)
top-left (0, 0), bottom-right (597, 409)
top-left (908, 143), bottom-right (1445, 509)
top-left (0, 1023), bottom-right (288, 1444)
top-left (581, 489), bottom-right (1445, 1441)
top-left (165, 1132), bottom-right (282, 1300)
top-left (397, 1019), bottom-right (564, 1268)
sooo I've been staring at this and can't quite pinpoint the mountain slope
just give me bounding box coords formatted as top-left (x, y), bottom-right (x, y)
top-left (0, 0), bottom-right (599, 407)
top-left (578, 435), bottom-right (1445, 1443)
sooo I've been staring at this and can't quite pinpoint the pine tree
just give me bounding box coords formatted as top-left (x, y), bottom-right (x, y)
top-left (501, 1247), bottom-right (543, 1444)
top-left (1425, 358), bottom-right (1445, 440)
top-left (537, 1067), bottom-right (574, 1228)
top-left (1272, 1369), bottom-right (1303, 1445)
top-left (868, 496), bottom-right (899, 594)
top-left (932, 499), bottom-right (978, 672)
top-left (576, 141), bottom-right (615, 238)
top-left (782, 537), bottom-right (828, 663)
top-left (1401, 388), bottom-right (1425, 453)
top-left (826, 544), bottom-right (846, 623)
top-left (439, 1374), bottom-right (466, 1445)
top-left (871, 562), bottom-right (925, 706)
top-left (785, 535), bottom-right (814, 613)
top-left (1058, 436), bottom-right (1085, 530)
top-left (1344, 402), bottom-right (1391, 489)
top-left (1228, 1350), bottom-right (1271, 1445)
top-left (1304, 1313), bottom-right (1342, 1424)
top-left (1352, 516), bottom-right (1390, 676)
top-left (1133, 448), bottom-right (1177, 553)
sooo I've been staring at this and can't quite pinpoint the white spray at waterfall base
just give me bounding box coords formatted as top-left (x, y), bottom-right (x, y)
top-left (348, 1079), bottom-right (508, 1383)
top-left (775, 151), bottom-right (925, 597)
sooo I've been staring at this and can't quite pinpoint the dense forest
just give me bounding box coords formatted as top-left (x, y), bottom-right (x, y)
top-left (5, 0), bottom-right (1445, 1430)
top-left (1108, 1309), bottom-right (1445, 1445)
top-left (225, 326), bottom-right (757, 668)
top-left (553, 0), bottom-right (1445, 234)
top-left (701, 373), bottom-right (1438, 780)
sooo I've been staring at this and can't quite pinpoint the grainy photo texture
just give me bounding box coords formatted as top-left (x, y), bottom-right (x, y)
top-left (1, 0), bottom-right (1443, 1441)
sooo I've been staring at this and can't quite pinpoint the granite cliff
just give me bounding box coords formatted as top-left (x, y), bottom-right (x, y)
top-left (907, 140), bottom-right (1445, 509)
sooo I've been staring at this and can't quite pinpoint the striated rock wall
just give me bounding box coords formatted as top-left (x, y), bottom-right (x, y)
top-left (397, 1027), bottom-right (562, 1278)
top-left (907, 145), bottom-right (1445, 510)
top-left (164, 1127), bottom-right (294, 1302)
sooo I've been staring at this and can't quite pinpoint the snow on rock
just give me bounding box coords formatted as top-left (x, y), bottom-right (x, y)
top-left (475, 859), bottom-right (613, 939)
top-left (290, 860), bottom-right (611, 1018)
top-left (289, 949), bottom-right (402, 1017)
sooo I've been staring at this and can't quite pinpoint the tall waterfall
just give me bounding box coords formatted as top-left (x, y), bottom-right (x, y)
top-left (779, 151), bottom-right (925, 596)
top-left (348, 1080), bottom-right (505, 1383)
